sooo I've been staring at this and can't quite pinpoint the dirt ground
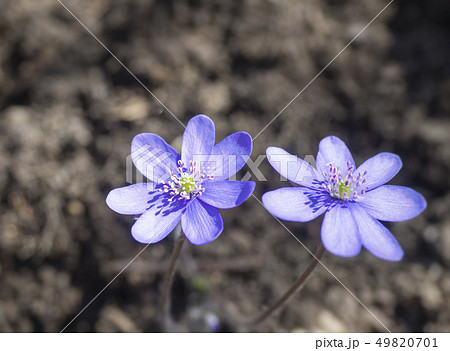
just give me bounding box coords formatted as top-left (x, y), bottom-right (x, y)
top-left (0, 0), bottom-right (449, 332)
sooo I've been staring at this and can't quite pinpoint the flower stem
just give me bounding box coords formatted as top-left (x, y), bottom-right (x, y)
top-left (250, 244), bottom-right (325, 327)
top-left (160, 232), bottom-right (186, 332)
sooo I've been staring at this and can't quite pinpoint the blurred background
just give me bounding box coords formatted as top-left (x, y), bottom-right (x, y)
top-left (0, 0), bottom-right (449, 332)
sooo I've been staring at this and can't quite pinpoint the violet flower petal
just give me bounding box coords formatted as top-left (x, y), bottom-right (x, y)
top-left (131, 133), bottom-right (180, 182)
top-left (351, 204), bottom-right (404, 261)
top-left (106, 183), bottom-right (154, 215)
top-left (201, 180), bottom-right (255, 209)
top-left (356, 152), bottom-right (402, 190)
top-left (321, 204), bottom-right (362, 257)
top-left (357, 185), bottom-right (427, 221)
top-left (181, 114), bottom-right (215, 165)
top-left (316, 136), bottom-right (355, 171)
top-left (131, 195), bottom-right (184, 244)
top-left (266, 146), bottom-right (323, 188)
top-left (208, 132), bottom-right (252, 181)
top-left (182, 199), bottom-right (224, 245)
top-left (262, 187), bottom-right (328, 222)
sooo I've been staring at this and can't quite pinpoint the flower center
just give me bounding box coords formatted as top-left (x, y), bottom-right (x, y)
top-left (159, 160), bottom-right (214, 201)
top-left (179, 175), bottom-right (196, 194)
top-left (321, 161), bottom-right (368, 201)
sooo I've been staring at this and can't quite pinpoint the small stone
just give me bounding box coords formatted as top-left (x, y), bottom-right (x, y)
top-left (67, 200), bottom-right (85, 216)
top-left (316, 310), bottom-right (347, 333)
top-left (198, 83), bottom-right (231, 114)
top-left (98, 306), bottom-right (139, 333)
top-left (420, 283), bottom-right (443, 311)
top-left (113, 96), bottom-right (150, 121)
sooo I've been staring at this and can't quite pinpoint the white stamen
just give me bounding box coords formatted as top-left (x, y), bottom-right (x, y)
top-left (160, 160), bottom-right (214, 201)
top-left (323, 162), bottom-right (369, 200)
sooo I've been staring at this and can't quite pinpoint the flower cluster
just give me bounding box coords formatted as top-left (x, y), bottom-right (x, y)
top-left (106, 115), bottom-right (427, 261)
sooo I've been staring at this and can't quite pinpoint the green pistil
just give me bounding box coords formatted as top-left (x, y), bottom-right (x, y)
top-left (337, 181), bottom-right (351, 199)
top-left (179, 176), bottom-right (195, 194)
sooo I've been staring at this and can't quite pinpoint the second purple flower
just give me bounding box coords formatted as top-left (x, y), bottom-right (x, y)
top-left (262, 136), bottom-right (426, 261)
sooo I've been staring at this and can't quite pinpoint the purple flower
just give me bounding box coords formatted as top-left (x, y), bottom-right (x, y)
top-left (106, 115), bottom-right (255, 245)
top-left (262, 136), bottom-right (426, 261)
